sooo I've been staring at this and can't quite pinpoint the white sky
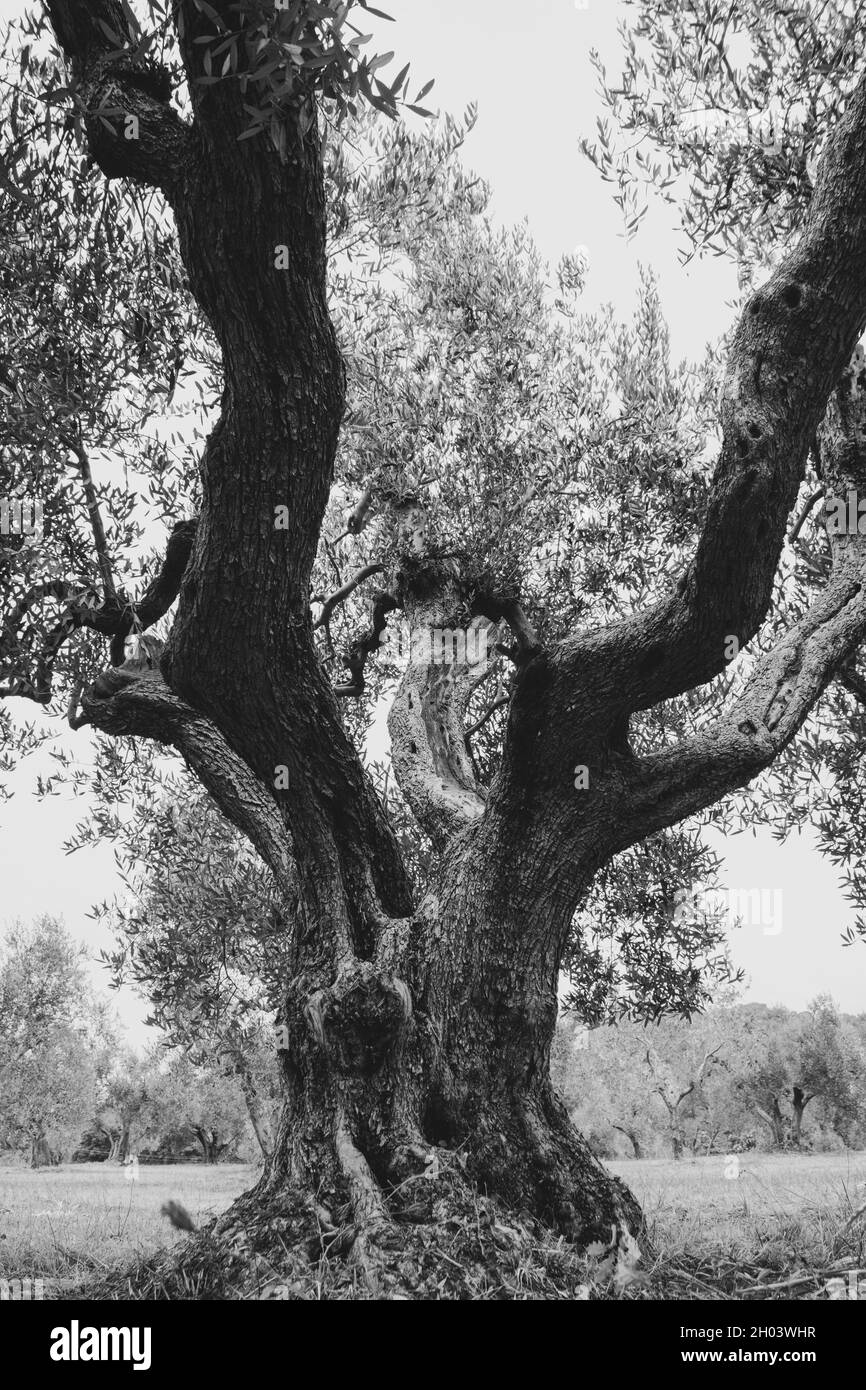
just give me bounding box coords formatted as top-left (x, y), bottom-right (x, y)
top-left (0, 0), bottom-right (864, 1041)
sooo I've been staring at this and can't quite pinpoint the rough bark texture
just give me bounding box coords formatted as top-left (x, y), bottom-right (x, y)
top-left (22, 1), bottom-right (866, 1273)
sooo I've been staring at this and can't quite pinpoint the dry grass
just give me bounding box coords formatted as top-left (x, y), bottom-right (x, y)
top-left (2, 1152), bottom-right (864, 1299)
top-left (0, 1162), bottom-right (251, 1293)
top-left (609, 1152), bottom-right (866, 1299)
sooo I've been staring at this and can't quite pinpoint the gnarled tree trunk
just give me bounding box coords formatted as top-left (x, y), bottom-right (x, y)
top-left (612, 1125), bottom-right (643, 1160)
top-left (193, 1128), bottom-right (227, 1165)
top-left (33, 0), bottom-right (866, 1272)
top-left (107, 1126), bottom-right (131, 1164)
top-left (756, 1099), bottom-right (788, 1149)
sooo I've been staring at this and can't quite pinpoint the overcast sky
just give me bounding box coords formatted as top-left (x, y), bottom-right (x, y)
top-left (1, 0), bottom-right (864, 1043)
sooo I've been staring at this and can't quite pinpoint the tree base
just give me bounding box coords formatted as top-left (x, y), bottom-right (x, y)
top-left (84, 1145), bottom-right (647, 1301)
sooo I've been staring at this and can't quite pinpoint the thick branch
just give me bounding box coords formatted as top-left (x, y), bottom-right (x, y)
top-left (474, 594), bottom-right (541, 666)
top-left (616, 348), bottom-right (866, 848)
top-left (130, 519), bottom-right (198, 636)
top-left (755, 1104), bottom-right (783, 1136)
top-left (559, 66), bottom-right (866, 719)
top-left (313, 563), bottom-right (385, 632)
top-left (46, 0), bottom-right (193, 191)
top-left (334, 588), bottom-right (398, 699)
top-left (78, 668), bottom-right (298, 906)
top-left (0, 519), bottom-right (195, 703)
top-left (620, 568), bottom-right (866, 851)
top-left (387, 580), bottom-right (490, 852)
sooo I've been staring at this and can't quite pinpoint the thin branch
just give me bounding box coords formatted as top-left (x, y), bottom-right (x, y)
top-left (789, 486), bottom-right (825, 544)
top-left (837, 658), bottom-right (866, 707)
top-left (67, 678), bottom-right (88, 730)
top-left (464, 694), bottom-right (509, 743)
top-left (313, 563), bottom-right (385, 631)
top-left (332, 485), bottom-right (373, 543)
top-left (2, 580), bottom-right (77, 639)
top-left (334, 590), bottom-right (399, 698)
top-left (61, 434), bottom-right (117, 602)
top-left (0, 519), bottom-right (196, 705)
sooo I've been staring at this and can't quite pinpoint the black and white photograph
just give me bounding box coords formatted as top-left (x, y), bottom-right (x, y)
top-left (1, 0), bottom-right (865, 1358)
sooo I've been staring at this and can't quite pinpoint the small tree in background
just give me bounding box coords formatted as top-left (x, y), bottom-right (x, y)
top-left (791, 996), bottom-right (866, 1147)
top-left (146, 1052), bottom-right (251, 1164)
top-left (96, 1049), bottom-right (154, 1162)
top-left (0, 915), bottom-right (114, 1163)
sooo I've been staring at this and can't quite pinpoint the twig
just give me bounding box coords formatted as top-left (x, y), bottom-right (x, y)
top-left (789, 486), bottom-right (825, 544)
top-left (313, 563), bottom-right (385, 631)
top-left (334, 590), bottom-right (399, 698)
top-left (668, 1267), bottom-right (727, 1299)
top-left (736, 1265), bottom-right (866, 1298)
top-left (61, 433), bottom-right (117, 602)
top-left (464, 695), bottom-right (510, 742)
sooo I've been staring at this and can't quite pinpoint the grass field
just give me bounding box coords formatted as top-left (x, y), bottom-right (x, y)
top-left (1, 1153), bottom-right (864, 1298)
top-left (0, 1162), bottom-right (252, 1293)
top-left (610, 1152), bottom-right (866, 1297)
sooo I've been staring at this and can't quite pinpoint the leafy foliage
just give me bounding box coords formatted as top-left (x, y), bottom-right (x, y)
top-left (0, 915), bottom-right (115, 1159)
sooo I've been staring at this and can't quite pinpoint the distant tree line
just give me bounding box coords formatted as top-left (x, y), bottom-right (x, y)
top-left (5, 916), bottom-right (863, 1172)
top-left (553, 998), bottom-right (866, 1160)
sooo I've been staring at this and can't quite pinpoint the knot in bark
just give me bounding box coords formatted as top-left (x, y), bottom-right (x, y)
top-left (307, 963), bottom-right (412, 1076)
